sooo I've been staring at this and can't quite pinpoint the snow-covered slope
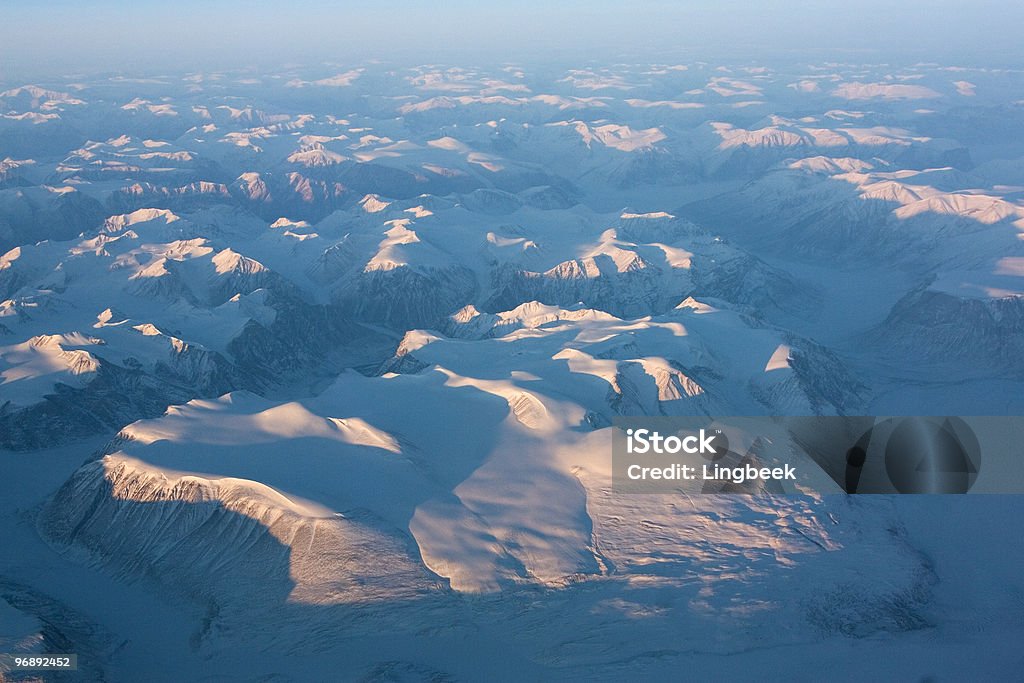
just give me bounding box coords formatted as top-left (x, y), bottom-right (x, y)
top-left (2, 57), bottom-right (1023, 681)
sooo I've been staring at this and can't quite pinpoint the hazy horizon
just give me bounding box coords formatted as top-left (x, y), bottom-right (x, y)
top-left (3, 0), bottom-right (1024, 80)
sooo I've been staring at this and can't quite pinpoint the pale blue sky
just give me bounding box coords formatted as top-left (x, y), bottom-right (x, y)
top-left (2, 1), bottom-right (1022, 77)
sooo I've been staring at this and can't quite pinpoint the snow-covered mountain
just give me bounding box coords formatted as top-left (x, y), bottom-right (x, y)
top-left (1, 57), bottom-right (1023, 681)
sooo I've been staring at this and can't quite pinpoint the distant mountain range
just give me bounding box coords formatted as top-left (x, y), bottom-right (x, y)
top-left (2, 59), bottom-right (1023, 681)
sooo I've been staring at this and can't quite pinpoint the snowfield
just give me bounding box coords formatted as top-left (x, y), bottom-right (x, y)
top-left (1, 56), bottom-right (1024, 681)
